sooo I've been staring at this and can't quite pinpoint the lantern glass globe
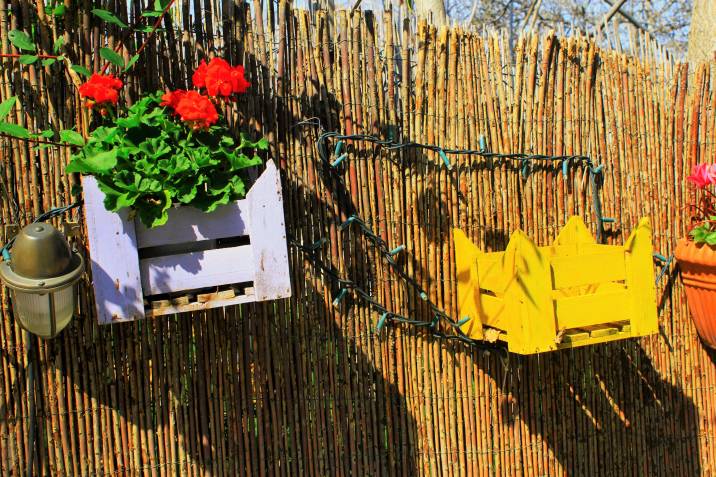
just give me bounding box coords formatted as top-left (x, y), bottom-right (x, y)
top-left (0, 223), bottom-right (84, 339)
top-left (11, 287), bottom-right (76, 338)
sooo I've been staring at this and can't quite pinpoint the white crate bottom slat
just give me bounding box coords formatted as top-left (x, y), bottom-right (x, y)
top-left (82, 160), bottom-right (291, 323)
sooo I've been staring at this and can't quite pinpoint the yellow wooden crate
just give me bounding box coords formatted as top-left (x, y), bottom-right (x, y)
top-left (454, 217), bottom-right (658, 355)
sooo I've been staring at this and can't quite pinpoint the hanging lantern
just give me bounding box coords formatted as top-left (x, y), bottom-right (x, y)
top-left (0, 223), bottom-right (84, 338)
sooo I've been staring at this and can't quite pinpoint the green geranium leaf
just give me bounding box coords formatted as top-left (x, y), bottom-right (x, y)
top-left (52, 5), bottom-right (66, 16)
top-left (66, 150), bottom-right (117, 174)
top-left (706, 232), bottom-right (716, 246)
top-left (60, 129), bottom-right (86, 146)
top-left (691, 225), bottom-right (709, 244)
top-left (100, 47), bottom-right (125, 68)
top-left (8, 30), bottom-right (35, 52)
top-left (92, 8), bottom-right (129, 28)
top-left (103, 189), bottom-right (138, 211)
top-left (39, 129), bottom-right (55, 139)
top-left (135, 26), bottom-right (164, 34)
top-left (71, 65), bottom-right (92, 77)
top-left (228, 152), bottom-right (262, 171)
top-left (238, 132), bottom-right (269, 150)
top-left (0, 122), bottom-right (30, 138)
top-left (19, 55), bottom-right (38, 65)
top-left (136, 191), bottom-right (172, 228)
top-left (0, 97), bottom-right (17, 121)
top-left (53, 36), bottom-right (65, 54)
top-left (124, 54), bottom-right (140, 72)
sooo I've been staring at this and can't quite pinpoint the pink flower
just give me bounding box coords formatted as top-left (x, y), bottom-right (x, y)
top-left (687, 163), bottom-right (716, 188)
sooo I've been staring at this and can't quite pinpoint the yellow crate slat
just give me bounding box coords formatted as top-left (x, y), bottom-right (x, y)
top-left (554, 290), bottom-right (631, 329)
top-left (557, 330), bottom-right (638, 349)
top-left (454, 228), bottom-right (484, 340)
top-left (624, 217), bottom-right (660, 337)
top-left (479, 294), bottom-right (509, 331)
top-left (453, 216), bottom-right (659, 355)
top-left (476, 258), bottom-right (504, 292)
top-left (551, 249), bottom-right (626, 289)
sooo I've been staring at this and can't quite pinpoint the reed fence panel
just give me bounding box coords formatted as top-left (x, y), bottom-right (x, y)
top-left (1, 3), bottom-right (715, 476)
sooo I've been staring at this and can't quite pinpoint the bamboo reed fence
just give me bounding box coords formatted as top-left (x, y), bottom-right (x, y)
top-left (1, 2), bottom-right (715, 476)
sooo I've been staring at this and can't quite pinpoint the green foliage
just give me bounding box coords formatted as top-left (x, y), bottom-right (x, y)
top-left (91, 8), bottom-right (129, 28)
top-left (37, 129), bottom-right (55, 139)
top-left (0, 122), bottom-right (30, 138)
top-left (100, 47), bottom-right (125, 68)
top-left (59, 129), bottom-right (85, 146)
top-left (124, 54), bottom-right (140, 72)
top-left (66, 93), bottom-right (266, 228)
top-left (53, 37), bottom-right (65, 54)
top-left (0, 97), bottom-right (17, 121)
top-left (690, 216), bottom-right (716, 245)
top-left (71, 65), bottom-right (92, 77)
top-left (8, 30), bottom-right (35, 51)
top-left (19, 55), bottom-right (38, 65)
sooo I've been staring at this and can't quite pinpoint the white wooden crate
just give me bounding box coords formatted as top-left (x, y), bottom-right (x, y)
top-left (82, 160), bottom-right (291, 324)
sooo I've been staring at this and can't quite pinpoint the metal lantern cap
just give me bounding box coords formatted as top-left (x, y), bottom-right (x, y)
top-left (0, 223), bottom-right (84, 293)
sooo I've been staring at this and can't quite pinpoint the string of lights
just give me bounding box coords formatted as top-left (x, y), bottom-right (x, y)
top-left (291, 120), bottom-right (673, 348)
top-left (291, 121), bottom-right (607, 349)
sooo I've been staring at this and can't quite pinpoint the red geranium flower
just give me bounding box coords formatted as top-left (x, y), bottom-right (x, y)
top-left (79, 74), bottom-right (123, 110)
top-left (192, 60), bottom-right (208, 89)
top-left (172, 91), bottom-right (219, 130)
top-left (192, 58), bottom-right (250, 97)
top-left (160, 89), bottom-right (187, 110)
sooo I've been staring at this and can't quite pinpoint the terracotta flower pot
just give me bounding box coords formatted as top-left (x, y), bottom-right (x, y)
top-left (675, 238), bottom-right (716, 349)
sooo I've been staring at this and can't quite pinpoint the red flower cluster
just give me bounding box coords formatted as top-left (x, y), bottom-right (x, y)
top-left (162, 58), bottom-right (250, 130)
top-left (161, 90), bottom-right (218, 130)
top-left (192, 58), bottom-right (250, 97)
top-left (79, 74), bottom-right (123, 113)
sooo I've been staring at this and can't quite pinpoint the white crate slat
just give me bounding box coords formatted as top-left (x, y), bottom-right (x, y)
top-left (82, 176), bottom-right (145, 323)
top-left (145, 292), bottom-right (257, 317)
top-left (135, 200), bottom-right (249, 249)
top-left (83, 160), bottom-right (290, 323)
top-left (139, 245), bottom-right (254, 295)
top-left (248, 160), bottom-right (292, 301)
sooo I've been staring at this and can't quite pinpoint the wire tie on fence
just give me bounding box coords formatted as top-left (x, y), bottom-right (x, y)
top-left (430, 314), bottom-right (440, 328)
top-left (457, 316), bottom-right (471, 326)
top-left (653, 252), bottom-right (668, 262)
top-left (591, 164), bottom-right (604, 175)
top-left (521, 158), bottom-right (531, 178)
top-left (601, 217), bottom-right (616, 223)
top-left (655, 254), bottom-right (674, 286)
top-left (332, 288), bottom-right (348, 307)
top-left (339, 215), bottom-right (358, 231)
top-left (376, 312), bottom-right (389, 333)
top-left (1, 247), bottom-right (9, 262)
top-left (389, 245), bottom-right (405, 256)
top-left (438, 148), bottom-right (452, 170)
top-left (479, 135), bottom-right (487, 153)
top-left (562, 158), bottom-right (570, 177)
top-left (331, 153), bottom-right (348, 168)
top-left (334, 140), bottom-right (344, 156)
top-left (420, 291), bottom-right (428, 301)
top-left (309, 237), bottom-right (328, 251)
